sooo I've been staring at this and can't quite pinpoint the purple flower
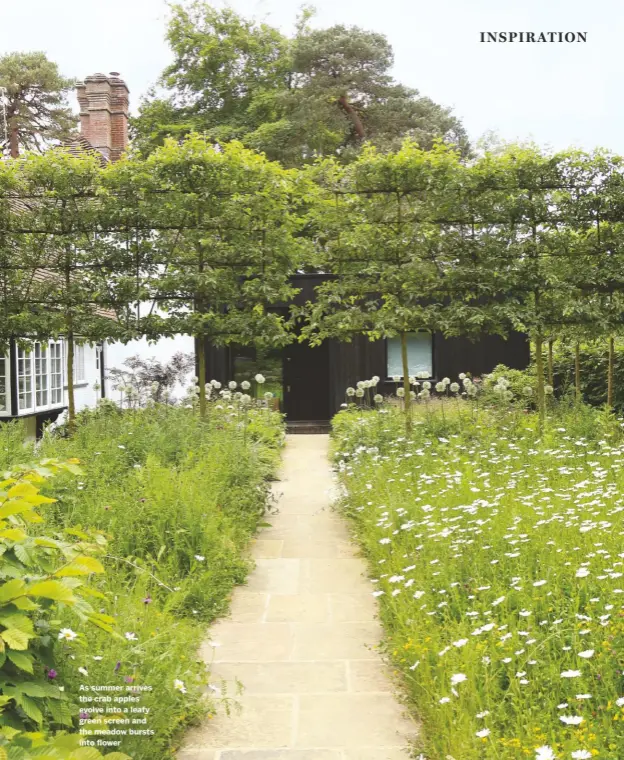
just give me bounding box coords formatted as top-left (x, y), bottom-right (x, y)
top-left (79, 711), bottom-right (89, 719)
top-left (47, 669), bottom-right (57, 680)
top-left (114, 661), bottom-right (121, 673)
top-left (124, 676), bottom-right (134, 684)
top-left (143, 595), bottom-right (152, 605)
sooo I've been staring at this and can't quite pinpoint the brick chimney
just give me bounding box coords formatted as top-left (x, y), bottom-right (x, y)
top-left (76, 72), bottom-right (129, 162)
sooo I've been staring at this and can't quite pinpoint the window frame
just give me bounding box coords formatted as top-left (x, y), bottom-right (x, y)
top-left (15, 340), bottom-right (65, 416)
top-left (385, 332), bottom-right (434, 380)
top-left (0, 352), bottom-right (10, 417)
top-left (73, 342), bottom-right (86, 384)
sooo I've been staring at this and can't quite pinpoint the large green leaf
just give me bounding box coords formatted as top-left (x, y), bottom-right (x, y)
top-left (54, 556), bottom-right (104, 577)
top-left (24, 581), bottom-right (75, 604)
top-left (0, 580), bottom-right (25, 603)
top-left (6, 652), bottom-right (33, 674)
top-left (1, 629), bottom-right (31, 651)
top-left (0, 615), bottom-right (34, 636)
top-left (16, 694), bottom-right (43, 724)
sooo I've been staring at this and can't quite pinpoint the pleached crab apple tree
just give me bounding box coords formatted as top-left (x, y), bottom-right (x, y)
top-left (468, 146), bottom-right (573, 425)
top-left (300, 141), bottom-right (467, 433)
top-left (14, 150), bottom-right (130, 429)
top-left (556, 149), bottom-right (624, 407)
top-left (135, 136), bottom-right (302, 416)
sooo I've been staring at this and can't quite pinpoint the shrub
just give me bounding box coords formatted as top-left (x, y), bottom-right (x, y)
top-left (552, 341), bottom-right (624, 410)
top-left (16, 401), bottom-right (283, 759)
top-left (0, 460), bottom-right (113, 736)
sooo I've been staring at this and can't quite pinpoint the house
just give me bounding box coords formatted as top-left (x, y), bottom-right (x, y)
top-left (0, 72), bottom-right (194, 435)
top-left (205, 273), bottom-right (531, 425)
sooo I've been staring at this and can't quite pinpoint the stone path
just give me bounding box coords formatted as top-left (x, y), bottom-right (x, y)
top-left (178, 434), bottom-right (417, 760)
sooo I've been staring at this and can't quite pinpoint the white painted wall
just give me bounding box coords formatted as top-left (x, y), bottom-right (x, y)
top-left (68, 342), bottom-right (102, 412)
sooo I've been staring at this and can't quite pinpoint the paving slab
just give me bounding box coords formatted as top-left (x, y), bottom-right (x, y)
top-left (177, 434), bottom-right (418, 758)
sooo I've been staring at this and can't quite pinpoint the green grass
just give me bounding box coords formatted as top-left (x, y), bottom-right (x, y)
top-left (0, 402), bottom-right (284, 759)
top-left (332, 403), bottom-right (624, 760)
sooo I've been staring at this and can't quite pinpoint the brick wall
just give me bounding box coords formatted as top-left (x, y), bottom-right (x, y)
top-left (77, 72), bottom-right (129, 162)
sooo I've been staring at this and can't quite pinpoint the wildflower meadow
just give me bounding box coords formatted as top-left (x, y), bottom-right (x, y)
top-left (332, 381), bottom-right (624, 760)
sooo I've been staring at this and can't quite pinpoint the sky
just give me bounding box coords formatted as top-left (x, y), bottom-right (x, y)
top-left (1, 0), bottom-right (622, 152)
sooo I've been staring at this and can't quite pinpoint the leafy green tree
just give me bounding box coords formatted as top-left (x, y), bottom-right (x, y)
top-left (121, 135), bottom-right (303, 416)
top-left (301, 141), bottom-right (479, 432)
top-left (0, 52), bottom-right (76, 158)
top-left (3, 150), bottom-right (130, 427)
top-left (133, 3), bottom-right (468, 165)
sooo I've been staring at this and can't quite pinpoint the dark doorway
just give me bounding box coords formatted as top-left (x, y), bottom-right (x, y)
top-left (283, 340), bottom-right (330, 421)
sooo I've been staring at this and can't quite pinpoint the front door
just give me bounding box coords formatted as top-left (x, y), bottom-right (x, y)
top-left (283, 340), bottom-right (330, 421)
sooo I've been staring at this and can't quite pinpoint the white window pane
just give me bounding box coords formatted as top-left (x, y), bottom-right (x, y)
top-left (387, 333), bottom-right (432, 378)
top-left (73, 344), bottom-right (85, 383)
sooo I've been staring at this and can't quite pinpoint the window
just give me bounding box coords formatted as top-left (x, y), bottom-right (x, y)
top-left (14, 341), bottom-right (64, 414)
top-left (73, 343), bottom-right (85, 383)
top-left (35, 343), bottom-right (48, 407)
top-left (386, 332), bottom-right (433, 378)
top-left (0, 355), bottom-right (8, 415)
top-left (17, 347), bottom-right (33, 412)
top-left (50, 342), bottom-right (63, 405)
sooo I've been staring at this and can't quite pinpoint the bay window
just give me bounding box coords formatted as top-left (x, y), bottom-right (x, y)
top-left (16, 341), bottom-right (64, 414)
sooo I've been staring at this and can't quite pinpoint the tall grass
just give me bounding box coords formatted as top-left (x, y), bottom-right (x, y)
top-left (333, 403), bottom-right (624, 760)
top-left (3, 402), bottom-right (283, 759)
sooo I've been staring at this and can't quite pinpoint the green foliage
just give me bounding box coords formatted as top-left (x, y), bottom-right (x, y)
top-left (553, 340), bottom-right (624, 410)
top-left (24, 402), bottom-right (283, 759)
top-left (0, 52), bottom-right (77, 157)
top-left (1, 730), bottom-right (130, 759)
top-left (132, 3), bottom-right (468, 164)
top-left (332, 403), bottom-right (624, 759)
top-left (0, 459), bottom-right (112, 738)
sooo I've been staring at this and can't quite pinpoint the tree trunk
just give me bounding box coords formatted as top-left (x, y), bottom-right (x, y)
top-left (607, 336), bottom-right (615, 408)
top-left (197, 335), bottom-right (207, 418)
top-left (575, 342), bottom-right (581, 403)
top-left (535, 333), bottom-right (545, 430)
top-left (400, 331), bottom-right (412, 434)
top-left (9, 119), bottom-right (18, 158)
top-left (66, 333), bottom-right (75, 433)
top-left (338, 95), bottom-right (365, 140)
top-left (547, 339), bottom-right (554, 386)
